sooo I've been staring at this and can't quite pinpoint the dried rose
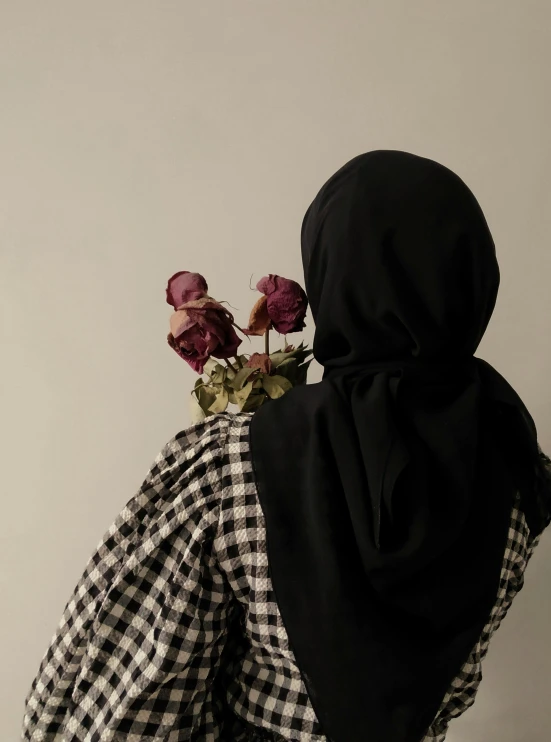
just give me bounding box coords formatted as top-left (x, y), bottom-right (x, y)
top-left (168, 297), bottom-right (241, 373)
top-left (243, 295), bottom-right (272, 336)
top-left (245, 353), bottom-right (273, 375)
top-left (256, 274), bottom-right (308, 334)
top-left (166, 271), bottom-right (208, 309)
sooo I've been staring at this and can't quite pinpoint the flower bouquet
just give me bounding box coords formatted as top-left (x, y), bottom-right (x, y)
top-left (166, 271), bottom-right (313, 422)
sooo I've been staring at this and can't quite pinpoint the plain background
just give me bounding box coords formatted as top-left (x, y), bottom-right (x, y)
top-left (1, 2), bottom-right (550, 740)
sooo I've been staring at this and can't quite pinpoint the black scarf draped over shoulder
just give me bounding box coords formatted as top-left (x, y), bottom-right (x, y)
top-left (250, 151), bottom-right (550, 742)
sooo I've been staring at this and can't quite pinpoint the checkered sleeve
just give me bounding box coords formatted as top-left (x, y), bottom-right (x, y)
top-left (423, 499), bottom-right (535, 741)
top-left (22, 416), bottom-right (234, 741)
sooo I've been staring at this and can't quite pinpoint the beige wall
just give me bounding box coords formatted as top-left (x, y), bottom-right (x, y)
top-left (2, 2), bottom-right (550, 739)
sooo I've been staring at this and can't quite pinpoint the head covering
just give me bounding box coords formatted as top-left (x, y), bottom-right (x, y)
top-left (250, 151), bottom-right (550, 742)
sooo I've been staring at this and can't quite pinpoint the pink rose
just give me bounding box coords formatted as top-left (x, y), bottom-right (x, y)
top-left (168, 296), bottom-right (242, 373)
top-left (256, 274), bottom-right (308, 334)
top-left (166, 271), bottom-right (208, 309)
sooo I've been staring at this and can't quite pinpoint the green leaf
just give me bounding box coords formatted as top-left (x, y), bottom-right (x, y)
top-left (195, 384), bottom-right (216, 413)
top-left (275, 358), bottom-right (298, 383)
top-left (234, 381), bottom-right (254, 408)
top-left (210, 364), bottom-right (227, 384)
top-left (269, 349), bottom-right (295, 367)
top-left (203, 358), bottom-right (219, 377)
top-left (296, 359), bottom-right (313, 385)
top-left (208, 386), bottom-right (229, 414)
top-left (229, 366), bottom-right (256, 391)
top-left (242, 392), bottom-right (266, 412)
top-left (270, 343), bottom-right (312, 368)
top-left (190, 391), bottom-right (207, 423)
top-left (262, 374), bottom-right (293, 399)
top-left (190, 384), bottom-right (216, 421)
top-left (293, 349), bottom-right (313, 366)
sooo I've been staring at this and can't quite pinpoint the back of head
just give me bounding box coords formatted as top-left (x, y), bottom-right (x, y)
top-left (302, 151), bottom-right (499, 369)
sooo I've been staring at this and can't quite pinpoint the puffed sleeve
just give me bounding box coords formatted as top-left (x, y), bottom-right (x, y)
top-left (22, 416), bottom-right (235, 741)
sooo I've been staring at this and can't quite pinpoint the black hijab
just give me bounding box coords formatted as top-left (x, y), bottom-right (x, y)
top-left (250, 151), bottom-right (550, 742)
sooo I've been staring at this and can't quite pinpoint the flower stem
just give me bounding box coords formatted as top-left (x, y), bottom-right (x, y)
top-left (265, 329), bottom-right (270, 356)
top-left (225, 359), bottom-right (237, 373)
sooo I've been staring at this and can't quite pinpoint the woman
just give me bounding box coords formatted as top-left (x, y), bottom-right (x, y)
top-left (23, 151), bottom-right (551, 742)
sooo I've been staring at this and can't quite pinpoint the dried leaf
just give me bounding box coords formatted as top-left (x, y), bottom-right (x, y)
top-left (275, 358), bottom-right (298, 383)
top-left (269, 350), bottom-right (294, 367)
top-left (242, 392), bottom-right (266, 412)
top-left (208, 386), bottom-right (229, 414)
top-left (203, 358), bottom-right (219, 376)
top-left (269, 342), bottom-right (312, 368)
top-left (296, 359), bottom-right (313, 385)
top-left (243, 295), bottom-right (272, 336)
top-left (190, 391), bottom-right (207, 423)
top-left (209, 364), bottom-right (227, 384)
top-left (262, 374), bottom-right (293, 399)
top-left (230, 366), bottom-right (257, 391)
top-left (197, 385), bottom-right (217, 412)
top-left (234, 381), bottom-right (254, 408)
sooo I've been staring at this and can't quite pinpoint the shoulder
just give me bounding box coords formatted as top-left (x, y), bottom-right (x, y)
top-left (149, 413), bottom-right (253, 495)
top-left (154, 413), bottom-right (246, 468)
top-left (106, 414), bottom-right (254, 562)
top-left (117, 415), bottom-right (243, 526)
top-left (168, 411), bottom-right (252, 457)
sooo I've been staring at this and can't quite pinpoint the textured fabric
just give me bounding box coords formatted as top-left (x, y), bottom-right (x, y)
top-left (251, 150), bottom-right (549, 742)
top-left (23, 414), bottom-right (540, 742)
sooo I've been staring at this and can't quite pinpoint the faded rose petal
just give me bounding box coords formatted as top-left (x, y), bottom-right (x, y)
top-left (243, 295), bottom-right (272, 336)
top-left (245, 353), bottom-right (273, 375)
top-left (169, 308), bottom-right (195, 339)
top-left (256, 274), bottom-right (308, 334)
top-left (256, 275), bottom-right (278, 296)
top-left (183, 296), bottom-right (235, 317)
top-left (166, 271), bottom-right (208, 309)
top-left (168, 333), bottom-right (208, 373)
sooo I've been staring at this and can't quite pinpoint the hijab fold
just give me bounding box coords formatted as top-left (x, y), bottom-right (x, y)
top-left (250, 151), bottom-right (549, 742)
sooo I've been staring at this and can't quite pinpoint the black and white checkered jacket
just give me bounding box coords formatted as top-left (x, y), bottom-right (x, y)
top-left (22, 413), bottom-right (541, 741)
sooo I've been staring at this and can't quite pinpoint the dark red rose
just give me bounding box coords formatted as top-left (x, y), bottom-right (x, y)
top-left (166, 271), bottom-right (208, 309)
top-left (168, 297), bottom-right (241, 373)
top-left (256, 274), bottom-right (308, 334)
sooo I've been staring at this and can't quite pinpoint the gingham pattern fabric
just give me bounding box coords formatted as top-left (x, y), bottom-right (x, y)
top-left (22, 412), bottom-right (540, 742)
